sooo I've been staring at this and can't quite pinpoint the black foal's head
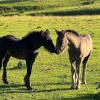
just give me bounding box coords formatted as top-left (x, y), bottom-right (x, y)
top-left (41, 29), bottom-right (57, 53)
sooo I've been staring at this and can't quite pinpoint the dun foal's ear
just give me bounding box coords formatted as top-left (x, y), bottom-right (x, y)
top-left (61, 30), bottom-right (65, 34)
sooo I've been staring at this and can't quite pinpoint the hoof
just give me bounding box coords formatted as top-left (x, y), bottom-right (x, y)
top-left (3, 80), bottom-right (8, 84)
top-left (24, 83), bottom-right (32, 90)
top-left (81, 81), bottom-right (87, 84)
top-left (70, 86), bottom-right (76, 90)
top-left (27, 88), bottom-right (33, 93)
top-left (76, 86), bottom-right (80, 90)
top-left (27, 87), bottom-right (32, 91)
top-left (70, 85), bottom-right (80, 90)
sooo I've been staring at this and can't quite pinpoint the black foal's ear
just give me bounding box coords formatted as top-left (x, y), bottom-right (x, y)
top-left (40, 30), bottom-right (43, 33)
top-left (46, 29), bottom-right (49, 32)
top-left (55, 29), bottom-right (59, 35)
top-left (55, 29), bottom-right (58, 33)
top-left (46, 29), bottom-right (50, 35)
top-left (40, 30), bottom-right (44, 36)
top-left (40, 30), bottom-right (44, 34)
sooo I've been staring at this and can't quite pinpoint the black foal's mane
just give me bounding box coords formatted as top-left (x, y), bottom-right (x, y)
top-left (22, 31), bottom-right (42, 40)
top-left (65, 30), bottom-right (79, 36)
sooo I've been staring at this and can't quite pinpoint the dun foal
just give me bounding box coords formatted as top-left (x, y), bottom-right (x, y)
top-left (56, 30), bottom-right (93, 89)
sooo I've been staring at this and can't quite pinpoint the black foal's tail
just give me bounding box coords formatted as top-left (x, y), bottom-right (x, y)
top-left (0, 35), bottom-right (16, 69)
top-left (0, 37), bottom-right (5, 70)
top-left (0, 62), bottom-right (2, 69)
top-left (0, 37), bottom-right (2, 69)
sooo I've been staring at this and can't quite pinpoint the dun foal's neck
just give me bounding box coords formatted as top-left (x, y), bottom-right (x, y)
top-left (66, 33), bottom-right (80, 49)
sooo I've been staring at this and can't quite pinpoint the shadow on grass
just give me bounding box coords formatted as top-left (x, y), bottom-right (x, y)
top-left (61, 92), bottom-right (100, 100)
top-left (1, 6), bottom-right (100, 16)
top-left (7, 66), bottom-right (25, 70)
top-left (0, 0), bottom-right (29, 4)
top-left (0, 82), bottom-right (99, 100)
top-left (7, 66), bottom-right (20, 70)
top-left (32, 82), bottom-right (70, 86)
top-left (0, 6), bottom-right (40, 13)
top-left (29, 8), bottom-right (100, 16)
top-left (94, 82), bottom-right (100, 89)
top-left (0, 83), bottom-right (99, 100)
top-left (0, 82), bottom-right (70, 94)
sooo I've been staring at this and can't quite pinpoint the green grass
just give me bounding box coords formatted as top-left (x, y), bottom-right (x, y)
top-left (0, 0), bottom-right (100, 16)
top-left (0, 15), bottom-right (100, 100)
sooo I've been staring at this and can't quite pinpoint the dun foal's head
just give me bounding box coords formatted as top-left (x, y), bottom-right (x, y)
top-left (56, 30), bottom-right (68, 54)
top-left (41, 29), bottom-right (57, 53)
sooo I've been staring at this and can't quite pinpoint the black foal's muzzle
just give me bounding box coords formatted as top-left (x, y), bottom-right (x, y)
top-left (54, 48), bottom-right (59, 54)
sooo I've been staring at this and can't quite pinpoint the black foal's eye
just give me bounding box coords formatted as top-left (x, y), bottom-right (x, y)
top-left (46, 36), bottom-right (51, 40)
top-left (57, 38), bottom-right (62, 45)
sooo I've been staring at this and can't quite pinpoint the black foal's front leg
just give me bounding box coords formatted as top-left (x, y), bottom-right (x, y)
top-left (24, 52), bottom-right (38, 90)
top-left (2, 54), bottom-right (10, 84)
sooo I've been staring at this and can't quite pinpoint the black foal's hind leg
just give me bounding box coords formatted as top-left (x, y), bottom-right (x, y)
top-left (0, 56), bottom-right (3, 69)
top-left (2, 54), bottom-right (10, 84)
top-left (0, 53), bottom-right (6, 69)
top-left (24, 52), bottom-right (38, 90)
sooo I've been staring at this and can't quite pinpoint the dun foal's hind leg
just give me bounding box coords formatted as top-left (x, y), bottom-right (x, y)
top-left (82, 54), bottom-right (90, 84)
top-left (2, 54), bottom-right (10, 84)
top-left (24, 52), bottom-right (38, 90)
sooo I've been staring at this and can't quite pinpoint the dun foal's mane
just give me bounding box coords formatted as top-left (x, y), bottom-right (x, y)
top-left (65, 30), bottom-right (79, 36)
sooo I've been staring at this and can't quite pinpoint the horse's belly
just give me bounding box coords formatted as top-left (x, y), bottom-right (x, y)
top-left (7, 49), bottom-right (26, 60)
top-left (80, 48), bottom-right (91, 58)
top-left (11, 53), bottom-right (25, 59)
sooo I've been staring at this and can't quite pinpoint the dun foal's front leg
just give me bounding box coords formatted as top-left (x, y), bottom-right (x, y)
top-left (24, 52), bottom-right (38, 90)
top-left (69, 50), bottom-right (77, 89)
top-left (70, 61), bottom-right (77, 89)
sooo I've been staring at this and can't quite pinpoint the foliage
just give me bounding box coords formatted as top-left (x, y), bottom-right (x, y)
top-left (0, 0), bottom-right (100, 16)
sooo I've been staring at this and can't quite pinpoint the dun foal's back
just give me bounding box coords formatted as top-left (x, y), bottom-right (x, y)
top-left (80, 34), bottom-right (92, 58)
top-left (56, 29), bottom-right (93, 89)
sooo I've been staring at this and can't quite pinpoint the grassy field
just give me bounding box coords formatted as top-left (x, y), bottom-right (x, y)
top-left (0, 0), bottom-right (100, 16)
top-left (0, 15), bottom-right (100, 100)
